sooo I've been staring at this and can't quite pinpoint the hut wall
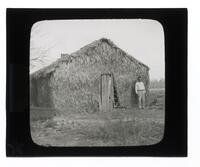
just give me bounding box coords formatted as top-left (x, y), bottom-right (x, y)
top-left (30, 78), bottom-right (38, 107)
top-left (49, 41), bottom-right (149, 113)
top-left (30, 74), bottom-right (54, 108)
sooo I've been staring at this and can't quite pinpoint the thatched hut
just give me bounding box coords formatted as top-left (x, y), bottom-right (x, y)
top-left (30, 38), bottom-right (150, 113)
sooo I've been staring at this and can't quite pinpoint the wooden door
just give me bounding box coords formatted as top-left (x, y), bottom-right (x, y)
top-left (99, 73), bottom-right (113, 112)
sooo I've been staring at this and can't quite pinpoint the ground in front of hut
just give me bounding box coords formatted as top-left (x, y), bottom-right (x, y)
top-left (30, 89), bottom-right (165, 146)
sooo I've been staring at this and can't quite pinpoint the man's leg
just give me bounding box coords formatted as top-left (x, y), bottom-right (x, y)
top-left (138, 92), bottom-right (142, 109)
top-left (142, 91), bottom-right (145, 109)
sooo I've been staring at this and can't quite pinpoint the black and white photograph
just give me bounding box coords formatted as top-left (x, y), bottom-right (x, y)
top-left (29, 19), bottom-right (165, 147)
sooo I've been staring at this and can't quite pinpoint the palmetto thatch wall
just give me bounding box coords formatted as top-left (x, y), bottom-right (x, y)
top-left (30, 38), bottom-right (149, 113)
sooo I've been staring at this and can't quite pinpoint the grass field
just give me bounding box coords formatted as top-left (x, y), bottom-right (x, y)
top-left (30, 89), bottom-right (165, 146)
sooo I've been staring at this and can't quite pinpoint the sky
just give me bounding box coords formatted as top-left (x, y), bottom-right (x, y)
top-left (30, 19), bottom-right (165, 80)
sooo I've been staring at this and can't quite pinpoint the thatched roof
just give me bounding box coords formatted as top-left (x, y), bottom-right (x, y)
top-left (30, 38), bottom-right (149, 79)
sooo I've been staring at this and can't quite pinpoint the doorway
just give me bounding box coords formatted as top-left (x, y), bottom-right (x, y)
top-left (99, 73), bottom-right (120, 112)
top-left (99, 73), bottom-right (112, 112)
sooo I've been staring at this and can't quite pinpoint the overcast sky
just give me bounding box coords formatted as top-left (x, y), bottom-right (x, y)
top-left (30, 19), bottom-right (165, 80)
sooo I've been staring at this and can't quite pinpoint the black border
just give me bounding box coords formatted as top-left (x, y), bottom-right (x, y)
top-left (6, 8), bottom-right (187, 157)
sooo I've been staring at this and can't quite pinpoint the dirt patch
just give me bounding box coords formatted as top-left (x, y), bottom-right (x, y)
top-left (31, 109), bottom-right (164, 146)
top-left (30, 89), bottom-right (165, 146)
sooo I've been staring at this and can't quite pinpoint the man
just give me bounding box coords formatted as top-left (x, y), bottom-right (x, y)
top-left (135, 76), bottom-right (146, 109)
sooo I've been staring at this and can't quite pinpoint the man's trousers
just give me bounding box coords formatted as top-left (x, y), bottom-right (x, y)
top-left (137, 90), bottom-right (145, 109)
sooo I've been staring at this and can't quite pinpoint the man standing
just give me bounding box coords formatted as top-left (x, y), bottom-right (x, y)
top-left (135, 76), bottom-right (146, 109)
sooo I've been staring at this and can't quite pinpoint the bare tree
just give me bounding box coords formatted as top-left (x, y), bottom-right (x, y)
top-left (30, 22), bottom-right (58, 73)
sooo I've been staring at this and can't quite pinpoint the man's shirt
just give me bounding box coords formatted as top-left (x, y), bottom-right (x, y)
top-left (135, 81), bottom-right (145, 94)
